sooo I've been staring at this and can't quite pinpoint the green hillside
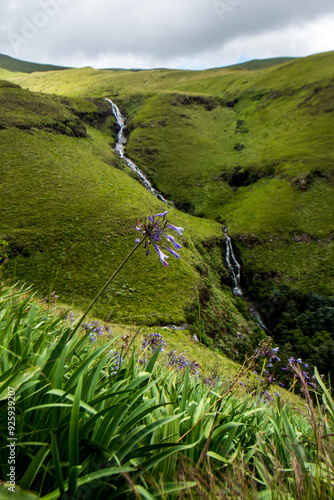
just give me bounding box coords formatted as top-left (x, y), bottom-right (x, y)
top-left (226, 56), bottom-right (298, 70)
top-left (1, 51), bottom-right (334, 373)
top-left (0, 78), bottom-right (254, 350)
top-left (0, 53), bottom-right (70, 73)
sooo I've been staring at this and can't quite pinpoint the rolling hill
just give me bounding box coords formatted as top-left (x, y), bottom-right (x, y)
top-left (0, 51), bottom-right (333, 372)
top-left (0, 53), bottom-right (71, 73)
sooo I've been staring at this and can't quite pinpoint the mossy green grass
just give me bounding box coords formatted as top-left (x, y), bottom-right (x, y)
top-left (0, 82), bottom-right (252, 332)
top-left (0, 51), bottom-right (333, 336)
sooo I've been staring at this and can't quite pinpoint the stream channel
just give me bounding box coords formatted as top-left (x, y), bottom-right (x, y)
top-left (105, 99), bottom-right (172, 205)
top-left (106, 98), bottom-right (269, 333)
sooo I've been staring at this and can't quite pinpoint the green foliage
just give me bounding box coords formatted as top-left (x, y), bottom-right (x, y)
top-left (0, 51), bottom-right (333, 378)
top-left (1, 287), bottom-right (334, 499)
top-left (245, 282), bottom-right (334, 378)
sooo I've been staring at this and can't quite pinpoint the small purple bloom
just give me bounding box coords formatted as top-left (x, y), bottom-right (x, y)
top-left (164, 246), bottom-right (180, 259)
top-left (166, 234), bottom-right (182, 250)
top-left (167, 224), bottom-right (184, 236)
top-left (154, 244), bottom-right (169, 266)
top-left (296, 358), bottom-right (302, 364)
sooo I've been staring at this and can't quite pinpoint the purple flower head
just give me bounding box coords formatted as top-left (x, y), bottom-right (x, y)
top-left (135, 211), bottom-right (184, 266)
top-left (261, 346), bottom-right (280, 363)
top-left (142, 333), bottom-right (167, 353)
top-left (296, 358), bottom-right (302, 364)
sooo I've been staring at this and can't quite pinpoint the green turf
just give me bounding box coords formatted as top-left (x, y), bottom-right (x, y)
top-left (0, 82), bottom-right (253, 336)
top-left (0, 51), bottom-right (333, 336)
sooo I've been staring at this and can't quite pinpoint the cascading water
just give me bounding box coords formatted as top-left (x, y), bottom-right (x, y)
top-left (224, 228), bottom-right (271, 333)
top-left (224, 228), bottom-right (243, 297)
top-left (105, 98), bottom-right (172, 205)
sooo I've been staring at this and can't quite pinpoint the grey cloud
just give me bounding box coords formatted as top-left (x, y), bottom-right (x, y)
top-left (0, 0), bottom-right (333, 68)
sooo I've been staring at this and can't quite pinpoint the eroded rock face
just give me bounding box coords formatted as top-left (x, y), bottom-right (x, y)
top-left (291, 233), bottom-right (312, 243)
top-left (172, 94), bottom-right (218, 111)
top-left (235, 233), bottom-right (261, 247)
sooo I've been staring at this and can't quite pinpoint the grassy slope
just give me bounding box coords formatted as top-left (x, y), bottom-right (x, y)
top-left (0, 52), bottom-right (333, 341)
top-left (0, 80), bottom-right (252, 338)
top-left (0, 53), bottom-right (70, 73)
top-left (226, 57), bottom-right (298, 71)
top-left (11, 52), bottom-right (332, 296)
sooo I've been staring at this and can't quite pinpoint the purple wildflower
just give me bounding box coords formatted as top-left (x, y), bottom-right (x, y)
top-left (82, 321), bottom-right (110, 343)
top-left (141, 333), bottom-right (167, 353)
top-left (109, 352), bottom-right (122, 375)
top-left (154, 244), bottom-right (169, 266)
top-left (296, 358), bottom-right (302, 364)
top-left (166, 234), bottom-right (182, 250)
top-left (135, 212), bottom-right (184, 266)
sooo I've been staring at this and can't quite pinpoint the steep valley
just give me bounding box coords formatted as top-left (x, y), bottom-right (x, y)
top-left (0, 51), bottom-right (333, 374)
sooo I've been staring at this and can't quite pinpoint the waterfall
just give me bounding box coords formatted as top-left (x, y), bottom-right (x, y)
top-left (224, 228), bottom-right (271, 333)
top-left (224, 228), bottom-right (243, 297)
top-left (105, 98), bottom-right (172, 205)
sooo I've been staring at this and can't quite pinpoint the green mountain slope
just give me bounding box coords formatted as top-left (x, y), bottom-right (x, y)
top-left (12, 51), bottom-right (331, 297)
top-left (0, 78), bottom-right (253, 347)
top-left (1, 51), bottom-right (333, 372)
top-left (225, 56), bottom-right (298, 71)
top-left (0, 53), bottom-right (70, 73)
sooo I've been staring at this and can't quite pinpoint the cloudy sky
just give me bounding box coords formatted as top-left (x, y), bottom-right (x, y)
top-left (0, 0), bottom-right (333, 70)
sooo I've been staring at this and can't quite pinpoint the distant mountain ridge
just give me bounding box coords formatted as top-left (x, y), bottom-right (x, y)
top-left (0, 53), bottom-right (71, 73)
top-left (225, 57), bottom-right (299, 70)
top-left (0, 53), bottom-right (299, 74)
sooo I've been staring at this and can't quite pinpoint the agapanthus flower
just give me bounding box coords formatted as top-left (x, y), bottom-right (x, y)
top-left (141, 333), bottom-right (167, 352)
top-left (135, 211), bottom-right (184, 266)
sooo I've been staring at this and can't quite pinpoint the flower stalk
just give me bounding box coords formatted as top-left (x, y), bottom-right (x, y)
top-left (69, 211), bottom-right (184, 339)
top-left (70, 234), bottom-right (146, 339)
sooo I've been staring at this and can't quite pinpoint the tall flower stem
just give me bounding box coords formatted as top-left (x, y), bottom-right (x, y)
top-left (69, 235), bottom-right (146, 339)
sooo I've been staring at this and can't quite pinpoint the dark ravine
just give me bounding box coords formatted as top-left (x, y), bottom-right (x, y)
top-left (105, 98), bottom-right (174, 206)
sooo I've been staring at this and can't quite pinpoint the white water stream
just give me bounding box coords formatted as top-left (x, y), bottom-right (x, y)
top-left (105, 98), bottom-right (171, 205)
top-left (224, 228), bottom-right (243, 297)
top-left (224, 228), bottom-right (271, 333)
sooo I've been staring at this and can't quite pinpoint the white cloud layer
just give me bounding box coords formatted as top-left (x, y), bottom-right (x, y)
top-left (0, 0), bottom-right (333, 69)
